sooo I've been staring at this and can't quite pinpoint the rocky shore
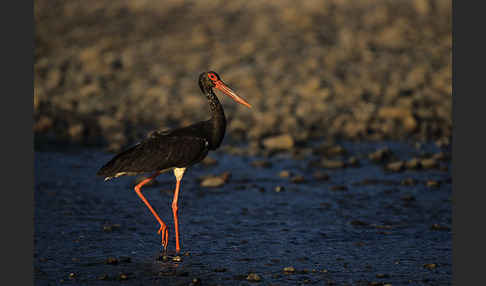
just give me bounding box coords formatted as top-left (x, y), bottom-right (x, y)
top-left (34, 0), bottom-right (451, 152)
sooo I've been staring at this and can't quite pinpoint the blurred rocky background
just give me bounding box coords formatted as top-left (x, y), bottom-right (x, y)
top-left (34, 0), bottom-right (451, 153)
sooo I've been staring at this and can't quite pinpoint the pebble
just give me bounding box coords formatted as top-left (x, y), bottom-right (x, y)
top-left (386, 161), bottom-right (404, 172)
top-left (103, 224), bottom-right (121, 232)
top-left (279, 170), bottom-right (291, 178)
top-left (262, 134), bottom-right (294, 151)
top-left (119, 273), bottom-right (129, 280)
top-left (251, 160), bottom-right (272, 168)
top-left (432, 152), bottom-right (449, 161)
top-left (106, 257), bottom-right (118, 265)
top-left (369, 148), bottom-right (392, 162)
top-left (423, 263), bottom-right (437, 270)
top-left (246, 273), bottom-right (262, 282)
top-left (200, 172), bottom-right (231, 188)
top-left (321, 159), bottom-right (345, 169)
top-left (401, 178), bottom-right (417, 186)
top-left (34, 116), bottom-right (53, 132)
top-left (283, 266), bottom-right (296, 273)
top-left (405, 158), bottom-right (421, 169)
top-left (426, 180), bottom-right (440, 188)
top-left (275, 186), bottom-right (285, 192)
top-left (290, 175), bottom-right (306, 184)
top-left (330, 185), bottom-right (348, 191)
top-left (421, 158), bottom-right (438, 169)
top-left (200, 176), bottom-right (225, 187)
top-left (201, 156), bottom-right (218, 166)
top-left (314, 144), bottom-right (346, 157)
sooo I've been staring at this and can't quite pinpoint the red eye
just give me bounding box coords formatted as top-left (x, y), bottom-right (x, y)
top-left (208, 73), bottom-right (217, 81)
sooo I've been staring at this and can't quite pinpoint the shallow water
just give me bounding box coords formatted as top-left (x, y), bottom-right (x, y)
top-left (34, 141), bottom-right (451, 285)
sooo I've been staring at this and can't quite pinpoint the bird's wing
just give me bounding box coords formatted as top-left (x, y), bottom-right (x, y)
top-left (97, 135), bottom-right (209, 178)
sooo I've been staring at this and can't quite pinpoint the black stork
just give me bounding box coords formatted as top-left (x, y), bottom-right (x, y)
top-left (97, 71), bottom-right (251, 253)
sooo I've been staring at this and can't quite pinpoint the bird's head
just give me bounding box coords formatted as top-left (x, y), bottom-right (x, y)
top-left (199, 71), bottom-right (252, 108)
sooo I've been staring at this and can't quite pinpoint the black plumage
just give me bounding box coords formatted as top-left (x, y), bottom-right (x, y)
top-left (97, 71), bottom-right (251, 253)
top-left (97, 134), bottom-right (209, 180)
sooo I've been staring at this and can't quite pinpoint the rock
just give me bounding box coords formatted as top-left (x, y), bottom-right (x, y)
top-left (201, 156), bottom-right (218, 166)
top-left (68, 123), bottom-right (84, 140)
top-left (251, 160), bottom-right (272, 168)
top-left (401, 178), bottom-right (417, 186)
top-left (435, 137), bottom-right (450, 148)
top-left (290, 175), bottom-right (306, 184)
top-left (423, 263), bottom-right (437, 270)
top-left (421, 158), bottom-right (438, 169)
top-left (279, 170), bottom-right (291, 178)
top-left (368, 148), bottom-right (392, 162)
top-left (246, 273), bottom-right (261, 282)
top-left (426, 180), bottom-right (440, 188)
top-left (46, 69), bottom-right (62, 90)
top-left (283, 266), bottom-right (295, 273)
top-left (103, 224), bottom-right (121, 232)
top-left (98, 115), bottom-right (119, 130)
top-left (191, 278), bottom-right (201, 285)
top-left (405, 158), bottom-right (421, 169)
top-left (432, 152), bottom-right (448, 161)
top-left (34, 116), bottom-right (53, 132)
top-left (106, 257), bottom-right (119, 264)
top-left (314, 144), bottom-right (346, 157)
top-left (321, 159), bottom-right (345, 169)
top-left (200, 172), bottom-right (231, 188)
top-left (275, 185), bottom-right (285, 192)
top-left (386, 161), bottom-right (404, 172)
top-left (79, 83), bottom-right (101, 97)
top-left (330, 185), bottom-right (348, 191)
top-left (262, 134), bottom-right (294, 151)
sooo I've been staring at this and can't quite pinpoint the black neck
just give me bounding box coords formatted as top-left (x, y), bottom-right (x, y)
top-left (201, 85), bottom-right (226, 150)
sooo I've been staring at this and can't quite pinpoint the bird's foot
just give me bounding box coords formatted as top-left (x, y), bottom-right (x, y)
top-left (158, 224), bottom-right (169, 250)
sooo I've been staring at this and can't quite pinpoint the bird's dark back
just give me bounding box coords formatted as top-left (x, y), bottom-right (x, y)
top-left (97, 131), bottom-right (209, 179)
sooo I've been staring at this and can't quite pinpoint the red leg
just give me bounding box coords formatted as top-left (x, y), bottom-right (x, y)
top-left (172, 179), bottom-right (182, 253)
top-left (134, 172), bottom-right (169, 250)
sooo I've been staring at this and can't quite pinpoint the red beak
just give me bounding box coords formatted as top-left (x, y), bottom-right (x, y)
top-left (214, 80), bottom-right (252, 108)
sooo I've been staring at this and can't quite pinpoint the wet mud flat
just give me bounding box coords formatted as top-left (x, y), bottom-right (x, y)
top-left (34, 141), bottom-right (451, 285)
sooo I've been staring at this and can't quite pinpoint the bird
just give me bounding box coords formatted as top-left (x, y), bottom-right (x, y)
top-left (97, 71), bottom-right (251, 253)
